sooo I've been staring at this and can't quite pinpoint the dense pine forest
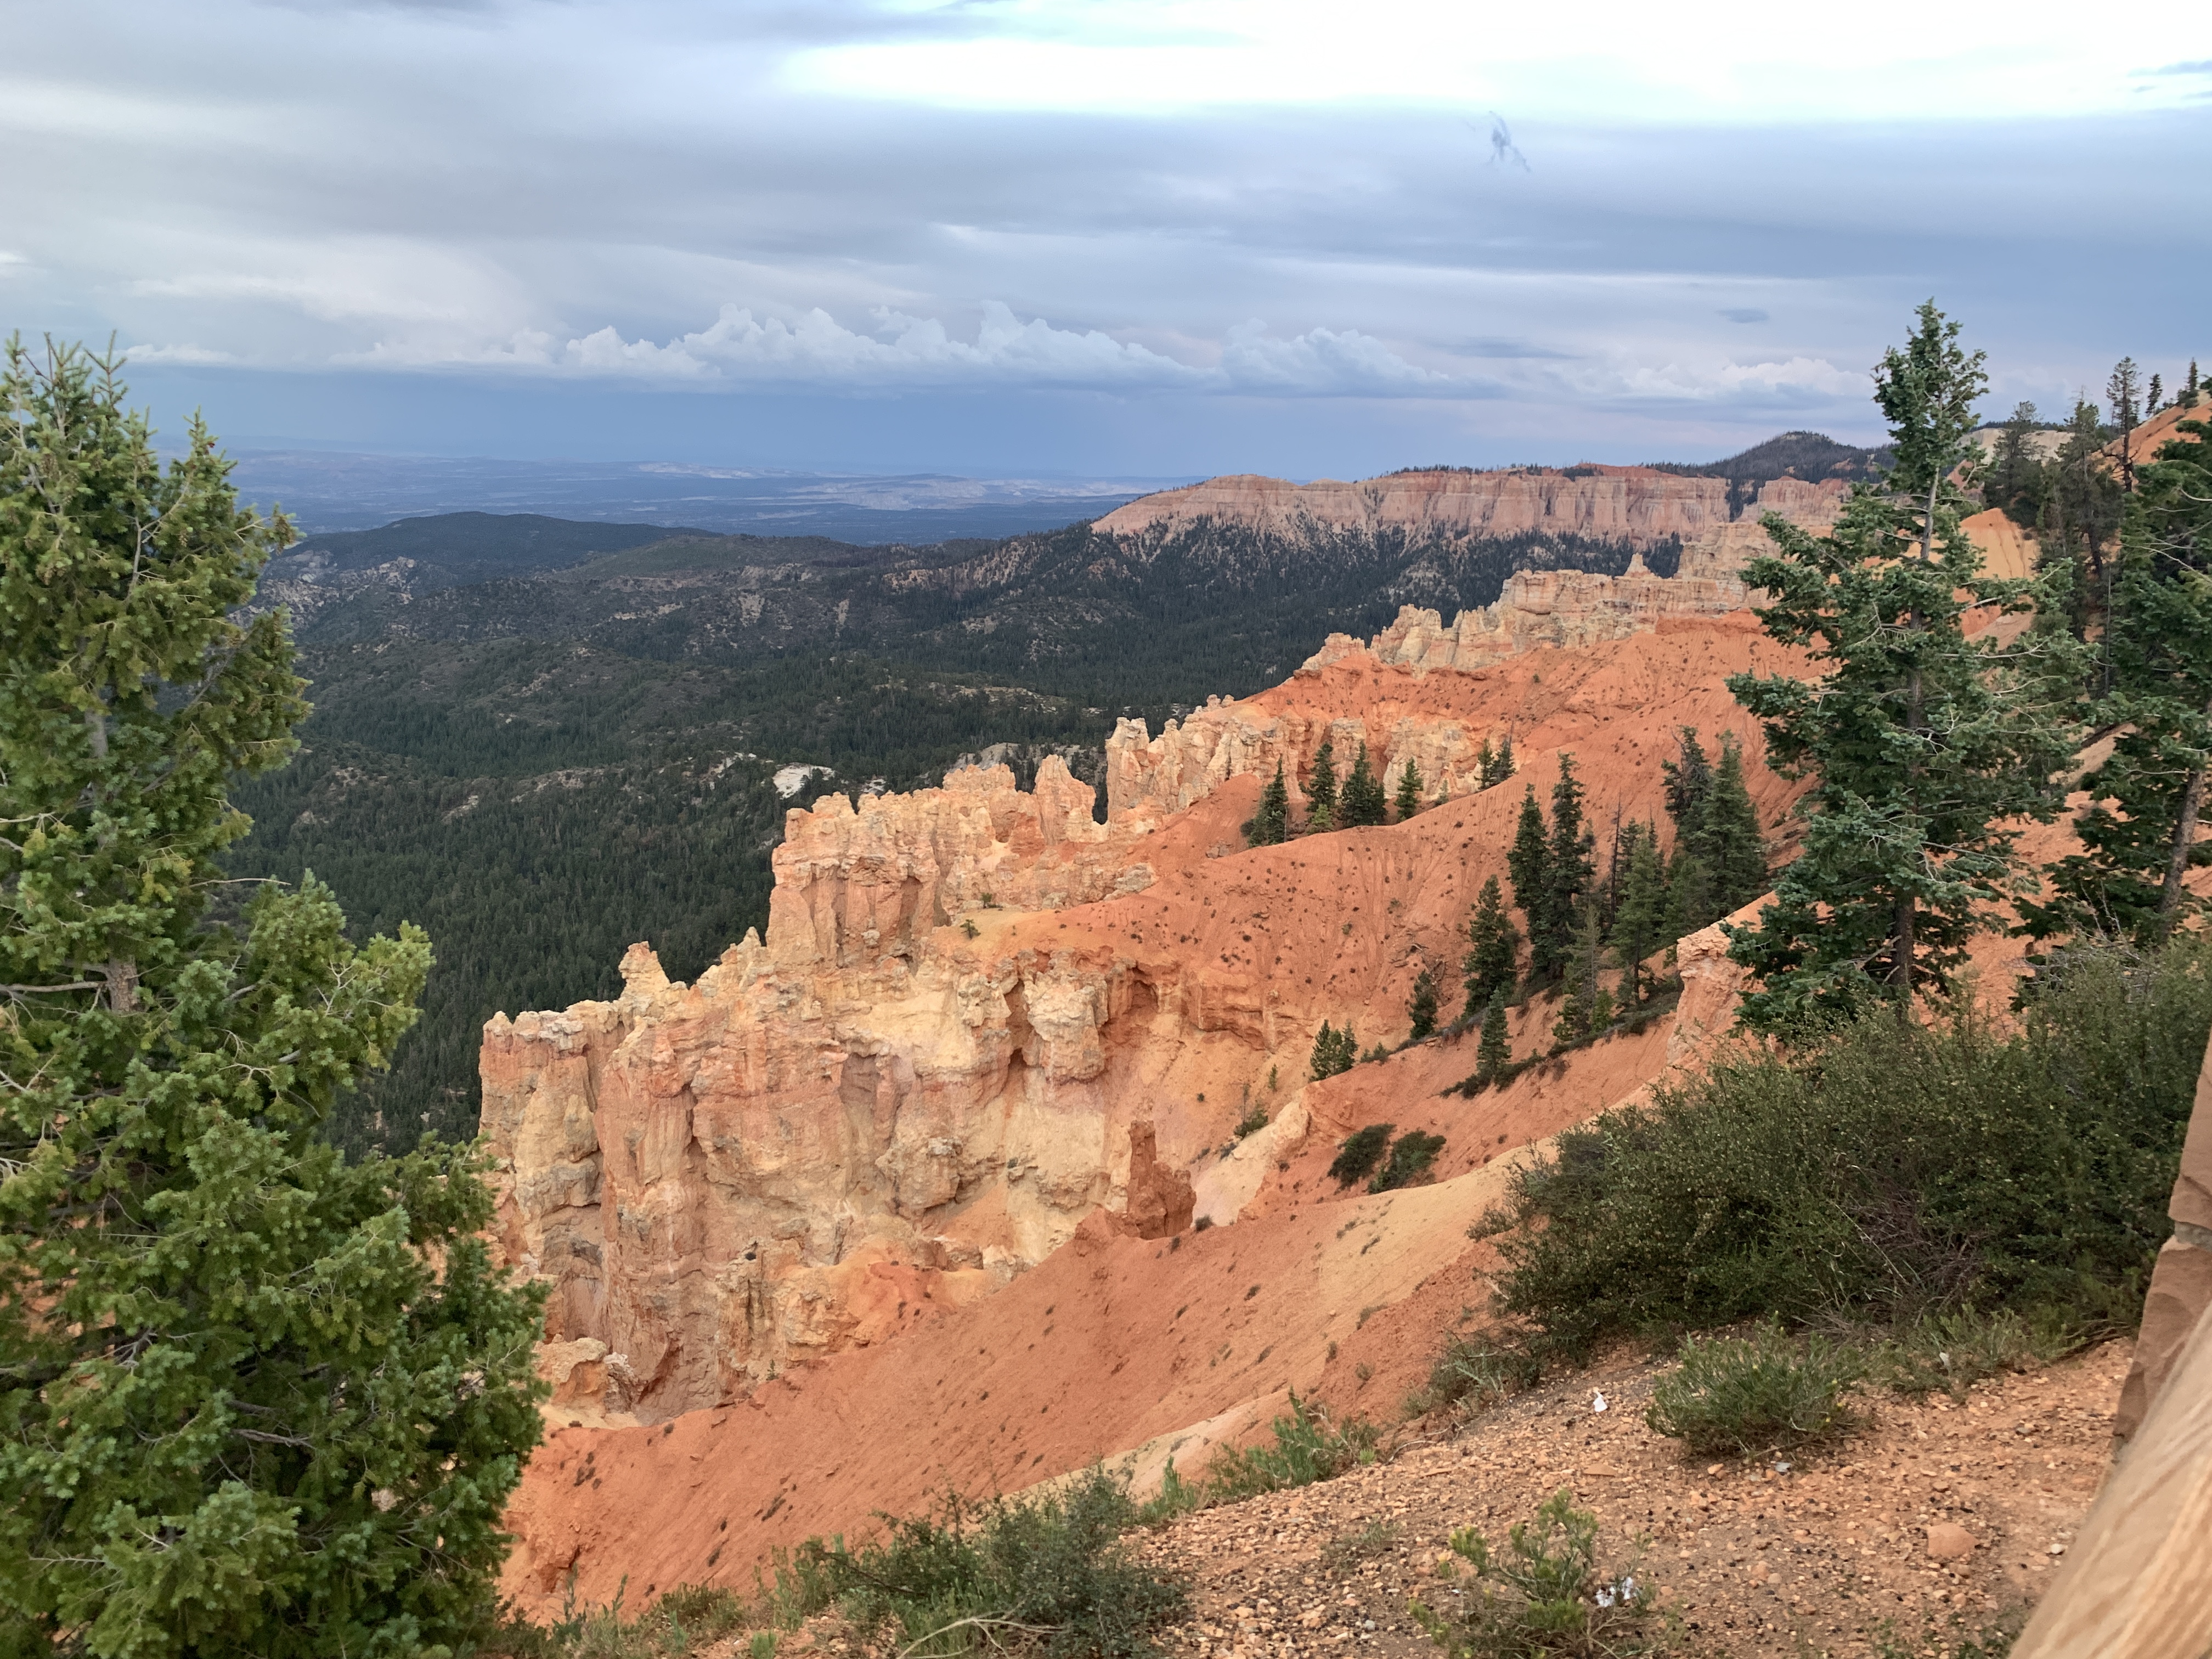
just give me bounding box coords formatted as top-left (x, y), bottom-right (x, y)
top-left (229, 495), bottom-right (1677, 1155)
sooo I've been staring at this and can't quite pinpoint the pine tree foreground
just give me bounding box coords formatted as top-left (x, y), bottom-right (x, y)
top-left (1724, 303), bottom-right (2086, 1028)
top-left (0, 343), bottom-right (546, 1656)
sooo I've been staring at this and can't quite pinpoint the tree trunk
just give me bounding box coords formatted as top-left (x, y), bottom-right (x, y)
top-left (2158, 725), bottom-right (2212, 938)
top-left (1895, 659), bottom-right (1925, 1003)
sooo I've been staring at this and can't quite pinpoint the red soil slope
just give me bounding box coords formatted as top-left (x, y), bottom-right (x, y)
top-left (499, 615), bottom-right (1813, 1613)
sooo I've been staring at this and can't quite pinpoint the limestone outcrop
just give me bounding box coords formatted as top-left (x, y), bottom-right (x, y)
top-left (484, 624), bottom-right (1804, 1421)
top-left (1094, 466), bottom-right (1848, 551)
top-left (479, 759), bottom-right (1181, 1419)
top-left (1290, 478), bottom-right (1849, 680)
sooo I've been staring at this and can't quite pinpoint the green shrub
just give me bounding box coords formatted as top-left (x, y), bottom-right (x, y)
top-left (1414, 1333), bottom-right (1543, 1419)
top-left (1234, 1104), bottom-right (1269, 1138)
top-left (1311, 1022), bottom-right (1359, 1080)
top-left (1329, 1124), bottom-right (1394, 1187)
top-left (1872, 1304), bottom-right (2101, 1401)
top-left (1411, 1490), bottom-right (1664, 1659)
top-left (1371, 1130), bottom-right (1447, 1192)
top-left (806, 1465), bottom-right (1185, 1659)
top-left (1204, 1393), bottom-right (1386, 1503)
top-left (487, 1577), bottom-right (772, 1658)
top-left (1485, 939), bottom-right (2212, 1358)
top-left (1644, 1325), bottom-right (1864, 1455)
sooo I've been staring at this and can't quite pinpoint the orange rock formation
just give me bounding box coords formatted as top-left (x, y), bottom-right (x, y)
top-left (481, 617), bottom-right (1805, 1439)
top-left (1093, 465), bottom-right (1846, 551)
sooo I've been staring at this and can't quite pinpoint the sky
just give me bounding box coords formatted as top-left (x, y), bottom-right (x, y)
top-left (6, 0), bottom-right (2211, 479)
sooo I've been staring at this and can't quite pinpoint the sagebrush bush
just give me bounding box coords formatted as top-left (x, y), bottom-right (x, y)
top-left (1484, 939), bottom-right (2212, 1357)
top-left (1203, 1392), bottom-right (1386, 1503)
top-left (1329, 1124), bottom-right (1394, 1187)
top-left (1411, 1333), bottom-right (1542, 1419)
top-left (806, 1466), bottom-right (1186, 1659)
top-left (1411, 1490), bottom-right (1664, 1659)
top-left (1370, 1130), bottom-right (1447, 1192)
top-left (1644, 1325), bottom-right (1864, 1455)
top-left (1873, 1305), bottom-right (2096, 1401)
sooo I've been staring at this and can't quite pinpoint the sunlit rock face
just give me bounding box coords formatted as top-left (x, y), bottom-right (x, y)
top-left (483, 610), bottom-right (1810, 1422)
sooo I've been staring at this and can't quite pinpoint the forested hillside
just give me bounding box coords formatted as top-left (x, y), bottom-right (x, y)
top-left (226, 500), bottom-right (1678, 1155)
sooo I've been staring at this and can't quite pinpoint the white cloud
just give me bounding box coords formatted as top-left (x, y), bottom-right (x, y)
top-left (1595, 354), bottom-right (1867, 406)
top-left (789, 0), bottom-right (2212, 124)
top-left (120, 342), bottom-right (235, 365)
top-left (1221, 319), bottom-right (1458, 396)
top-left (342, 300), bottom-right (1462, 397)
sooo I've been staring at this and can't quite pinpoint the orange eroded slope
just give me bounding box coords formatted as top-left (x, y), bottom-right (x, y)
top-left (496, 617), bottom-right (1812, 1612)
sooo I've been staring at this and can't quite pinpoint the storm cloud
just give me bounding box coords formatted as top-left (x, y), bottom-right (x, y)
top-left (7, 0), bottom-right (2209, 475)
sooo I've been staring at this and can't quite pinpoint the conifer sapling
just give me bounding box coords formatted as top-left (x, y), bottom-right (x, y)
top-left (1394, 755), bottom-right (1424, 820)
top-left (1306, 736), bottom-right (1338, 831)
top-left (1407, 964), bottom-right (1440, 1042)
top-left (1462, 874), bottom-right (1520, 1019)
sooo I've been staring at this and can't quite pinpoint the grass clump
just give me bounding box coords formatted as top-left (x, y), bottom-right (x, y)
top-left (1139, 1392), bottom-right (1389, 1523)
top-left (1370, 1130), bottom-right (1447, 1192)
top-left (1203, 1391), bottom-right (1387, 1502)
top-left (1408, 1333), bottom-right (1542, 1420)
top-left (1872, 1305), bottom-right (2098, 1401)
top-left (1644, 1325), bottom-right (1864, 1455)
top-left (488, 1580), bottom-right (755, 1658)
top-left (1483, 939), bottom-right (2212, 1361)
top-left (812, 1466), bottom-right (1186, 1659)
top-left (1329, 1124), bottom-right (1394, 1187)
top-left (490, 1471), bottom-right (1178, 1659)
top-left (1411, 1490), bottom-right (1666, 1658)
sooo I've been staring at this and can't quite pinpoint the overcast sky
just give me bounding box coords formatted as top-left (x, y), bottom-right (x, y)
top-left (7, 0), bottom-right (2210, 477)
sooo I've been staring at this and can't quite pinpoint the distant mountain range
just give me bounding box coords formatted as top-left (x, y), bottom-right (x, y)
top-left (230, 436), bottom-right (1886, 1156)
top-left (223, 448), bottom-right (1193, 539)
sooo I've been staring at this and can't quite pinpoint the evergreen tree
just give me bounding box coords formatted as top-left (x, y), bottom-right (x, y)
top-left (2109, 356), bottom-right (2145, 492)
top-left (1341, 741), bottom-right (1387, 827)
top-left (1610, 827), bottom-right (1671, 1003)
top-left (1986, 399), bottom-right (2047, 527)
top-left (1475, 732), bottom-right (1515, 791)
top-left (1246, 759), bottom-right (1289, 847)
top-left (2025, 408), bottom-right (2212, 943)
top-left (1598, 809), bottom-right (1630, 933)
top-left (1309, 1021), bottom-right (1357, 1080)
top-left (1393, 755), bottom-right (1424, 820)
top-left (1531, 754), bottom-right (1595, 983)
top-left (1724, 303), bottom-right (2086, 1028)
top-left (1660, 726), bottom-right (1714, 839)
top-left (1462, 874), bottom-right (1520, 1018)
top-left (1551, 897), bottom-right (1610, 1046)
top-left (1659, 726), bottom-right (1720, 932)
top-left (1696, 733), bottom-right (1770, 915)
top-left (1306, 735), bottom-right (1338, 831)
top-left (2045, 395), bottom-right (2124, 676)
top-left (1407, 964), bottom-right (1440, 1042)
top-left (0, 341), bottom-right (546, 1654)
top-left (1476, 993), bottom-right (1511, 1080)
top-left (1505, 785), bottom-right (1551, 951)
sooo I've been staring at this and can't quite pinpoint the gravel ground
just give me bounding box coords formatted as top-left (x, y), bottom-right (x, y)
top-left (1126, 1339), bottom-right (2131, 1658)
